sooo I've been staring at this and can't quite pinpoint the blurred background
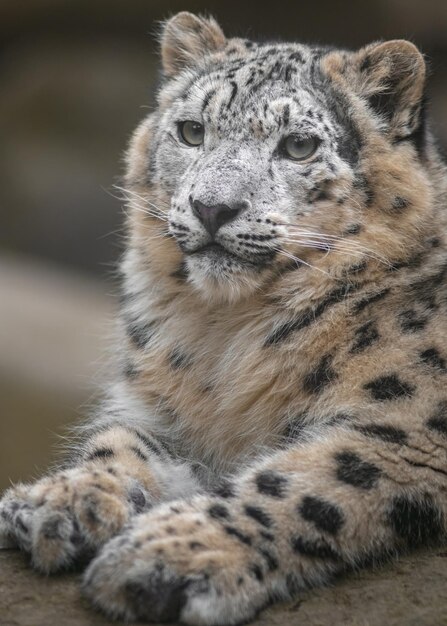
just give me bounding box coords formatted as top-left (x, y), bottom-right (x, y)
top-left (1, 0), bottom-right (447, 491)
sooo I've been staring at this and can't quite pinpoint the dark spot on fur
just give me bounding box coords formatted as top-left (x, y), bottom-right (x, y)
top-left (212, 478), bottom-right (236, 499)
top-left (291, 535), bottom-right (341, 560)
top-left (169, 348), bottom-right (193, 370)
top-left (326, 412), bottom-right (353, 426)
top-left (201, 88), bottom-right (216, 112)
top-left (420, 348), bottom-right (446, 372)
top-left (350, 321), bottom-right (380, 354)
top-left (85, 499), bottom-right (100, 525)
top-left (124, 361), bottom-right (139, 379)
top-left (257, 547), bottom-right (278, 570)
top-left (256, 471), bottom-right (287, 498)
top-left (189, 541), bottom-right (204, 550)
top-left (224, 526), bottom-right (252, 545)
top-left (86, 447), bottom-right (114, 462)
top-left (344, 223), bottom-right (361, 235)
top-left (353, 174), bottom-right (374, 206)
top-left (260, 530), bottom-right (275, 542)
top-left (244, 505), bottom-right (273, 528)
top-left (387, 253), bottom-right (424, 272)
top-left (355, 423), bottom-right (407, 445)
top-left (122, 573), bottom-right (191, 622)
top-left (303, 354), bottom-right (338, 394)
top-left (364, 374), bottom-right (414, 401)
top-left (428, 236), bottom-right (441, 248)
top-left (353, 288), bottom-right (390, 314)
top-left (289, 51), bottom-right (304, 63)
top-left (408, 262), bottom-right (447, 308)
top-left (171, 261), bottom-right (189, 282)
top-left (41, 516), bottom-right (63, 540)
top-left (227, 81), bottom-right (238, 109)
top-left (335, 451), bottom-right (382, 489)
top-left (391, 196), bottom-right (409, 212)
top-left (208, 503), bottom-right (230, 520)
top-left (299, 495), bottom-right (344, 535)
top-left (346, 260), bottom-right (368, 275)
top-left (388, 493), bottom-right (444, 547)
top-left (125, 317), bottom-right (156, 350)
top-left (248, 563), bottom-right (264, 581)
top-left (399, 309), bottom-right (428, 333)
top-left (133, 430), bottom-right (165, 457)
top-left (265, 283), bottom-right (360, 345)
top-left (427, 401), bottom-right (447, 435)
top-left (130, 446), bottom-right (148, 462)
top-left (283, 416), bottom-right (307, 441)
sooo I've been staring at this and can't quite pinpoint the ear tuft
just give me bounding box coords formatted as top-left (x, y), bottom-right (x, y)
top-left (161, 12), bottom-right (226, 77)
top-left (356, 40), bottom-right (426, 140)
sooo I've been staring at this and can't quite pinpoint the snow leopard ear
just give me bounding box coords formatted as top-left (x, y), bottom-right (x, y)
top-left (355, 40), bottom-right (426, 143)
top-left (161, 12), bottom-right (226, 78)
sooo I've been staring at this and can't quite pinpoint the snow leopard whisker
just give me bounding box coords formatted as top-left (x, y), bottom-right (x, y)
top-left (274, 247), bottom-right (332, 277)
top-left (281, 237), bottom-right (391, 266)
top-left (280, 231), bottom-right (391, 265)
top-left (112, 185), bottom-right (169, 221)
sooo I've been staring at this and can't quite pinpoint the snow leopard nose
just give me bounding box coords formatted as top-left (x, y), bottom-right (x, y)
top-left (191, 199), bottom-right (243, 237)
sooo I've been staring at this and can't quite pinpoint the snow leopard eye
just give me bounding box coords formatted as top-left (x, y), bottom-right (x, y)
top-left (178, 121), bottom-right (205, 146)
top-left (281, 135), bottom-right (320, 161)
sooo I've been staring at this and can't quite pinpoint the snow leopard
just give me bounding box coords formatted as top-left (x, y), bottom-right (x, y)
top-left (2, 11), bottom-right (447, 626)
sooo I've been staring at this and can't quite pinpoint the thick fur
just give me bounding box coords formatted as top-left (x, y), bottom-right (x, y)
top-left (2, 12), bottom-right (447, 625)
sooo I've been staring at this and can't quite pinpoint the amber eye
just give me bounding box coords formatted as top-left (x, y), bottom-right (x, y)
top-left (282, 135), bottom-right (320, 161)
top-left (178, 121), bottom-right (205, 146)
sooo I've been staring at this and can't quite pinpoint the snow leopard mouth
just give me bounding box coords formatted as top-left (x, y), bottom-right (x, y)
top-left (187, 242), bottom-right (272, 269)
top-left (191, 242), bottom-right (227, 255)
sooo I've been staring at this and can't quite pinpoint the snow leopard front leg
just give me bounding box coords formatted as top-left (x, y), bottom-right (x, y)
top-left (84, 419), bottom-right (447, 625)
top-left (0, 403), bottom-right (201, 573)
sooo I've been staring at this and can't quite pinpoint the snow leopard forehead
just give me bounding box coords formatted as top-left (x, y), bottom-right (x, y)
top-left (158, 41), bottom-right (360, 166)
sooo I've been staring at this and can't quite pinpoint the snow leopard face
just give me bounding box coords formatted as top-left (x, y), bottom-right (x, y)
top-left (126, 13), bottom-right (426, 302)
top-left (158, 45), bottom-right (358, 276)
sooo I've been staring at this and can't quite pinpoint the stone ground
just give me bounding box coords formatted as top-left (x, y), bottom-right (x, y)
top-left (1, 547), bottom-right (447, 626)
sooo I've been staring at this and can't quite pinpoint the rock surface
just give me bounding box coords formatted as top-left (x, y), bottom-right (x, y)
top-left (1, 547), bottom-right (447, 626)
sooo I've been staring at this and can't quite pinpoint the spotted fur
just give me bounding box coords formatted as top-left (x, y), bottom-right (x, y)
top-left (2, 12), bottom-right (447, 626)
